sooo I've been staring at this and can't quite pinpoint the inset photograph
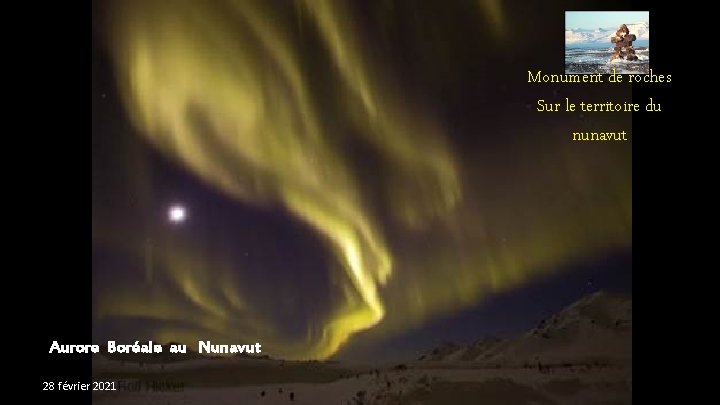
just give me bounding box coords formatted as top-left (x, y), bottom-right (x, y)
top-left (565, 11), bottom-right (649, 74)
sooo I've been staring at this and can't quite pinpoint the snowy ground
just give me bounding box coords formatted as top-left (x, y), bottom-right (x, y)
top-left (93, 292), bottom-right (631, 404)
top-left (93, 360), bottom-right (631, 405)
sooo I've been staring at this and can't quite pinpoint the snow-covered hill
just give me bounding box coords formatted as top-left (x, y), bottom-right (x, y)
top-left (417, 291), bottom-right (632, 367)
top-left (566, 22), bottom-right (649, 45)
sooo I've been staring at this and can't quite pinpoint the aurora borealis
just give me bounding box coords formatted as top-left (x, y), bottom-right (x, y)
top-left (92, 0), bottom-right (632, 360)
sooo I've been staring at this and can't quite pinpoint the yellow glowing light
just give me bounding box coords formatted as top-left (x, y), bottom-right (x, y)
top-left (105, 0), bottom-right (453, 359)
top-left (96, 0), bottom-right (630, 360)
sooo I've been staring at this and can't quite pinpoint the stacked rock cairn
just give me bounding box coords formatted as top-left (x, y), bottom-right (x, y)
top-left (610, 24), bottom-right (638, 61)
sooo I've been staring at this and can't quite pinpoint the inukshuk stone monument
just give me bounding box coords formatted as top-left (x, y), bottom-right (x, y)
top-left (610, 24), bottom-right (638, 61)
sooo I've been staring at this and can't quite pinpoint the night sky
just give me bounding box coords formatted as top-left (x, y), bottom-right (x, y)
top-left (92, 0), bottom-right (632, 362)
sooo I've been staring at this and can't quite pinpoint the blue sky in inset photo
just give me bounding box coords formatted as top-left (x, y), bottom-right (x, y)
top-left (566, 11), bottom-right (649, 30)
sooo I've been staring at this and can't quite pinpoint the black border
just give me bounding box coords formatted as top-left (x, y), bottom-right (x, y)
top-left (25, 0), bottom-right (92, 401)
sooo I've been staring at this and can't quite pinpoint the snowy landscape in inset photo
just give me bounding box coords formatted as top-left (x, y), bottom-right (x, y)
top-left (565, 11), bottom-right (649, 74)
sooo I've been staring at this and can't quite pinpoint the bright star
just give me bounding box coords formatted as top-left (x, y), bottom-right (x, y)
top-left (168, 204), bottom-right (187, 224)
